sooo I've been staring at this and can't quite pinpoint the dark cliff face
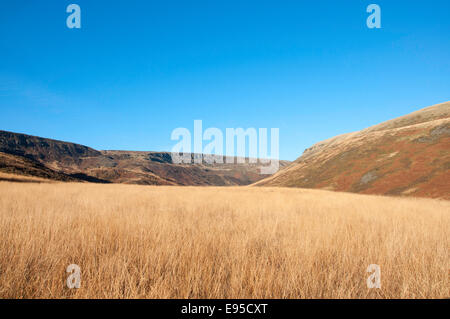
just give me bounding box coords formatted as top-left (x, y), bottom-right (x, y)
top-left (148, 152), bottom-right (173, 164)
top-left (0, 130), bottom-right (101, 165)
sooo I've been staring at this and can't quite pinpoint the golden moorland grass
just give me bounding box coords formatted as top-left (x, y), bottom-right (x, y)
top-left (0, 179), bottom-right (448, 298)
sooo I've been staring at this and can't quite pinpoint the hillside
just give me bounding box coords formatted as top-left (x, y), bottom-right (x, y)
top-left (255, 101), bottom-right (450, 199)
top-left (0, 130), bottom-right (289, 186)
top-left (0, 152), bottom-right (82, 182)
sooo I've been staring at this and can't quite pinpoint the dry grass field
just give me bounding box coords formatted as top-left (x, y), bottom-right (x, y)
top-left (0, 178), bottom-right (449, 298)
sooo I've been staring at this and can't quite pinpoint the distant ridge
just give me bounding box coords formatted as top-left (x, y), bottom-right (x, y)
top-left (254, 101), bottom-right (450, 199)
top-left (0, 130), bottom-right (289, 186)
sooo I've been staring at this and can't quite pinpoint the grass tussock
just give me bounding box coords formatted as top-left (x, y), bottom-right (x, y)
top-left (0, 181), bottom-right (448, 298)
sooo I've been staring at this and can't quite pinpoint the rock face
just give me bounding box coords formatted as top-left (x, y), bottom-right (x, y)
top-left (254, 101), bottom-right (450, 199)
top-left (0, 131), bottom-right (289, 186)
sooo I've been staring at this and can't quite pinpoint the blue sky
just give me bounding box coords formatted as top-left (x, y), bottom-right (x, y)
top-left (0, 0), bottom-right (449, 160)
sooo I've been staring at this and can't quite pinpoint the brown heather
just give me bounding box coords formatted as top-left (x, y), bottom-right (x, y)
top-left (0, 178), bottom-right (449, 298)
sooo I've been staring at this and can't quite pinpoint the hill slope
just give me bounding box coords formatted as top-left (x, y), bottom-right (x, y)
top-left (0, 152), bottom-right (83, 182)
top-left (254, 101), bottom-right (450, 199)
top-left (0, 130), bottom-right (289, 186)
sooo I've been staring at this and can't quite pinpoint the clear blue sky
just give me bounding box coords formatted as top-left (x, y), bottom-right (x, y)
top-left (1, 0), bottom-right (449, 160)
